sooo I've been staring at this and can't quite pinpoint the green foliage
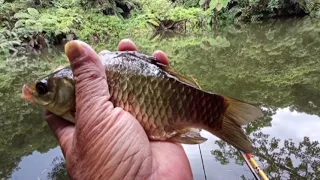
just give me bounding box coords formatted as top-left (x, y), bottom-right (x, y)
top-left (199, 0), bottom-right (230, 11)
top-left (167, 7), bottom-right (205, 21)
top-left (0, 0), bottom-right (26, 28)
top-left (195, 0), bottom-right (319, 23)
top-left (0, 1), bottom-right (85, 55)
top-left (13, 7), bottom-right (82, 39)
top-left (50, 0), bottom-right (80, 8)
top-left (139, 0), bottom-right (175, 21)
top-left (0, 0), bottom-right (146, 55)
top-left (296, 0), bottom-right (320, 16)
top-left (77, 14), bottom-right (125, 40)
top-left (175, 0), bottom-right (315, 25)
top-left (13, 8), bottom-right (44, 34)
top-left (139, 0), bottom-right (211, 30)
top-left (80, 0), bottom-right (139, 18)
top-left (0, 28), bottom-right (21, 56)
top-left (2, 0), bottom-right (320, 56)
top-left (176, 0), bottom-right (201, 7)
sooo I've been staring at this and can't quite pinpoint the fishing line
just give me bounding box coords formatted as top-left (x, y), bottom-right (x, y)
top-left (198, 144), bottom-right (207, 180)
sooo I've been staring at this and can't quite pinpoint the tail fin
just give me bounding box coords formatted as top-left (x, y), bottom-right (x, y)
top-left (210, 117), bottom-right (254, 153)
top-left (209, 97), bottom-right (263, 153)
top-left (224, 97), bottom-right (263, 126)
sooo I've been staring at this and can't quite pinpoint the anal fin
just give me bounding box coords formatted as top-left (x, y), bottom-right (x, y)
top-left (167, 128), bottom-right (207, 144)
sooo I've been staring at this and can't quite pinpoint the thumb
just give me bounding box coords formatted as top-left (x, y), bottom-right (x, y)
top-left (65, 40), bottom-right (113, 126)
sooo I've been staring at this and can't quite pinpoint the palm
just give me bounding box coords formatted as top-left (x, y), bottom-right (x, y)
top-left (55, 109), bottom-right (193, 179)
top-left (120, 111), bottom-right (193, 179)
top-left (150, 142), bottom-right (193, 179)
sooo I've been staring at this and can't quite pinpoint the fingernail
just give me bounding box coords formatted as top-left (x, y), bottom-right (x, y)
top-left (65, 40), bottom-right (86, 61)
top-left (152, 50), bottom-right (169, 65)
top-left (118, 39), bottom-right (138, 51)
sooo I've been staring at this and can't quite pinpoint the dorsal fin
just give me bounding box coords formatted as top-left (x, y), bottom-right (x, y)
top-left (122, 51), bottom-right (201, 88)
top-left (149, 58), bottom-right (201, 88)
top-left (161, 65), bottom-right (201, 88)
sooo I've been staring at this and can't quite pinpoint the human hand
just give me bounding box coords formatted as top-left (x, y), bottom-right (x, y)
top-left (45, 39), bottom-right (193, 180)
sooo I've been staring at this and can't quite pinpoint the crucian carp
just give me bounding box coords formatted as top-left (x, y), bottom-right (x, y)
top-left (21, 51), bottom-right (263, 153)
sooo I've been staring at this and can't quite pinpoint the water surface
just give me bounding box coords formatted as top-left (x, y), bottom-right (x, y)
top-left (1, 17), bottom-right (320, 179)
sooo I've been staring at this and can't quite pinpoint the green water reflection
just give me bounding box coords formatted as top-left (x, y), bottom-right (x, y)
top-left (1, 17), bottom-right (320, 179)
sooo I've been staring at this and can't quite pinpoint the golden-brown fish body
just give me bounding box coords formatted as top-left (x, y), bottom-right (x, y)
top-left (22, 51), bottom-right (263, 153)
top-left (104, 53), bottom-right (225, 139)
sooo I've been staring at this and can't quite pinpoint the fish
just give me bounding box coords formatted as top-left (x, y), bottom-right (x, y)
top-left (21, 51), bottom-right (263, 153)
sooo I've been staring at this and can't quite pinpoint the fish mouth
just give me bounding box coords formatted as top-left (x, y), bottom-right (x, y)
top-left (21, 84), bottom-right (34, 103)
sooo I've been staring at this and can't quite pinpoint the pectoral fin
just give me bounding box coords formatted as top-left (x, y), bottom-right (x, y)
top-left (168, 128), bottom-right (207, 144)
top-left (61, 111), bottom-right (75, 124)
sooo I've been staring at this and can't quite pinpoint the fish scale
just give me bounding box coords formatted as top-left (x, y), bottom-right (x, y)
top-left (22, 51), bottom-right (263, 153)
top-left (107, 63), bottom-right (197, 138)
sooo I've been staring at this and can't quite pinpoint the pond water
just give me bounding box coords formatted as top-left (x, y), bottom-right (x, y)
top-left (1, 17), bottom-right (320, 179)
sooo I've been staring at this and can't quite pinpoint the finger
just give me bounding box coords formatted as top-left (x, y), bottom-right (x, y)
top-left (117, 39), bottom-right (170, 66)
top-left (118, 39), bottom-right (138, 51)
top-left (152, 50), bottom-right (170, 65)
top-left (45, 110), bottom-right (74, 157)
top-left (64, 40), bottom-right (113, 126)
top-left (65, 40), bottom-right (110, 101)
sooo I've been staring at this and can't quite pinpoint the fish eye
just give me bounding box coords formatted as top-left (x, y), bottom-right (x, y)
top-left (36, 81), bottom-right (48, 95)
